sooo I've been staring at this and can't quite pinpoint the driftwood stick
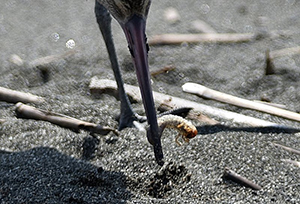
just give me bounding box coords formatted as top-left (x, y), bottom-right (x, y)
top-left (182, 83), bottom-right (300, 123)
top-left (281, 159), bottom-right (300, 167)
top-left (158, 102), bottom-right (219, 125)
top-left (253, 100), bottom-right (287, 110)
top-left (272, 143), bottom-right (300, 155)
top-left (15, 102), bottom-right (118, 135)
top-left (269, 46), bottom-right (300, 59)
top-left (187, 112), bottom-right (219, 125)
top-left (29, 49), bottom-right (78, 67)
top-left (265, 46), bottom-right (300, 75)
top-left (0, 87), bottom-right (44, 104)
top-left (223, 167), bottom-right (262, 190)
top-left (10, 50), bottom-right (78, 68)
top-left (148, 33), bottom-right (255, 45)
top-left (89, 78), bottom-right (294, 128)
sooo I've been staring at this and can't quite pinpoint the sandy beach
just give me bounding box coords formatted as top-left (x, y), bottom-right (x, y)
top-left (0, 0), bottom-right (300, 203)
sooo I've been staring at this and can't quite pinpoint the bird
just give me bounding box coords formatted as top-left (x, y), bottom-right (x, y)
top-left (94, 0), bottom-right (164, 165)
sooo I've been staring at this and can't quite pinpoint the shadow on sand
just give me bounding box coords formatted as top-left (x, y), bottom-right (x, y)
top-left (0, 146), bottom-right (132, 203)
top-left (197, 124), bottom-right (300, 135)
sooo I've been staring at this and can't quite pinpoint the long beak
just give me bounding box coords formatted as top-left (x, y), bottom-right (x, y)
top-left (122, 15), bottom-right (164, 165)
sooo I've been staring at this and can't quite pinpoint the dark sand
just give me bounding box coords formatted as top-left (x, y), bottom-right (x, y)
top-left (0, 0), bottom-right (300, 203)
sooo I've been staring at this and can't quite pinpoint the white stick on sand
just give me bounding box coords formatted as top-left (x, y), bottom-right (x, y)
top-left (182, 82), bottom-right (300, 123)
top-left (90, 78), bottom-right (293, 128)
top-left (0, 87), bottom-right (44, 104)
top-left (148, 33), bottom-right (255, 45)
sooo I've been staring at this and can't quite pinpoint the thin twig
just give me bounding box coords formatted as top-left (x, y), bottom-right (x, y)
top-left (15, 102), bottom-right (118, 135)
top-left (223, 167), bottom-right (262, 190)
top-left (148, 33), bottom-right (255, 45)
top-left (90, 78), bottom-right (296, 129)
top-left (0, 87), bottom-right (44, 104)
top-left (272, 143), bottom-right (300, 155)
top-left (182, 82), bottom-right (300, 123)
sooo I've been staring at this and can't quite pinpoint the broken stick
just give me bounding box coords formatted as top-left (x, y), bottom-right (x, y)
top-left (265, 49), bottom-right (275, 75)
top-left (0, 87), bottom-right (44, 104)
top-left (148, 33), bottom-right (255, 45)
top-left (15, 102), bottom-right (117, 135)
top-left (265, 46), bottom-right (300, 74)
top-left (89, 78), bottom-right (296, 129)
top-left (223, 167), bottom-right (262, 190)
top-left (182, 82), bottom-right (300, 123)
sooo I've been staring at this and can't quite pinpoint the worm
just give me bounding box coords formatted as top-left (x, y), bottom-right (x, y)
top-left (157, 114), bottom-right (198, 145)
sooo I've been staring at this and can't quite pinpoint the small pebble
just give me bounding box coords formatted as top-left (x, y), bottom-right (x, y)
top-left (9, 54), bottom-right (24, 66)
top-left (164, 7), bottom-right (180, 24)
top-left (191, 19), bottom-right (217, 33)
top-left (66, 39), bottom-right (76, 49)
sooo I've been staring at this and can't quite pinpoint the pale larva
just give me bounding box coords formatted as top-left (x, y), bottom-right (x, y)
top-left (157, 114), bottom-right (197, 145)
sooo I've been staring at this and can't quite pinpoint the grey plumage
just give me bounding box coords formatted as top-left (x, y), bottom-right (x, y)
top-left (97, 0), bottom-right (151, 23)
